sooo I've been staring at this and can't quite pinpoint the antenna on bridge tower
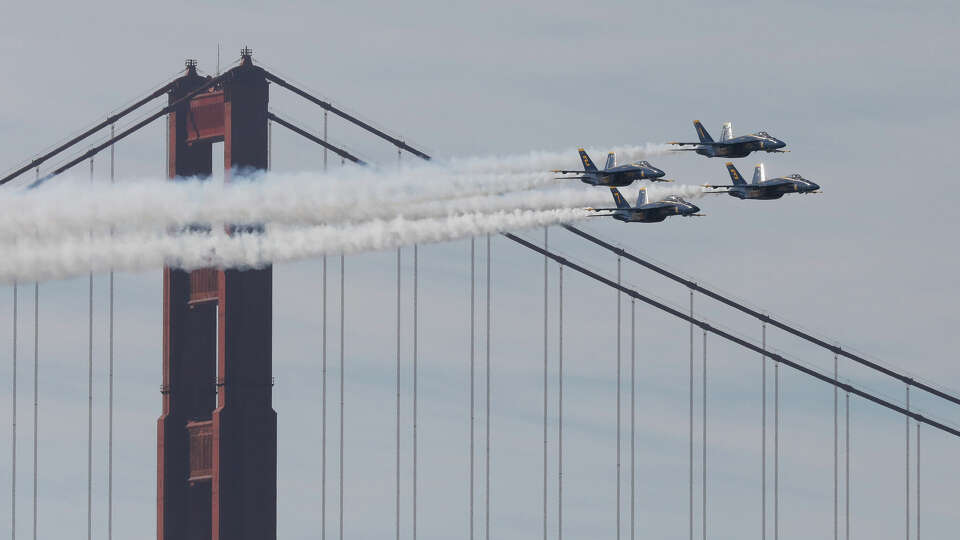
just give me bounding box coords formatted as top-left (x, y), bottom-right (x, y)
top-left (217, 43), bottom-right (221, 75)
top-left (185, 59), bottom-right (198, 74)
top-left (241, 46), bottom-right (254, 65)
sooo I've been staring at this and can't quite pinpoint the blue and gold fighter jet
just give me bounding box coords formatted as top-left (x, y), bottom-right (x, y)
top-left (704, 162), bottom-right (820, 199)
top-left (669, 121), bottom-right (787, 158)
top-left (552, 148), bottom-right (670, 186)
top-left (588, 187), bottom-right (703, 223)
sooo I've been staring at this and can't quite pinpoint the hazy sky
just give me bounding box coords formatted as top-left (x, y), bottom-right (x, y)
top-left (1, 1), bottom-right (960, 539)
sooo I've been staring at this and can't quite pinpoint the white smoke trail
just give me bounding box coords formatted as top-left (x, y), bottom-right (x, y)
top-left (0, 168), bottom-right (703, 243)
top-left (0, 167), bottom-right (558, 241)
top-left (0, 208), bottom-right (589, 283)
top-left (441, 143), bottom-right (674, 174)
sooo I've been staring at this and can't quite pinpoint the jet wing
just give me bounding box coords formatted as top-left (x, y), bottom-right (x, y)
top-left (554, 176), bottom-right (592, 181)
top-left (702, 184), bottom-right (761, 189)
top-left (551, 169), bottom-right (587, 174)
top-left (586, 207), bottom-right (623, 212)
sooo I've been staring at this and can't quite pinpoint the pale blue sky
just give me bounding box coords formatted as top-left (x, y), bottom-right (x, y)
top-left (1, 1), bottom-right (959, 539)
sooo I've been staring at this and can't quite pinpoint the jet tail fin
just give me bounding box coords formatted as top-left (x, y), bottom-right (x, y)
top-left (578, 148), bottom-right (598, 172)
top-left (604, 152), bottom-right (616, 170)
top-left (720, 122), bottom-right (733, 142)
top-left (694, 120), bottom-right (715, 144)
top-left (725, 162), bottom-right (747, 185)
top-left (636, 187), bottom-right (647, 206)
top-left (609, 187), bottom-right (631, 209)
top-left (752, 163), bottom-right (765, 184)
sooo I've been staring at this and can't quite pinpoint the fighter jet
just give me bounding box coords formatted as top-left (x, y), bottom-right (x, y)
top-left (704, 162), bottom-right (820, 200)
top-left (588, 187), bottom-right (703, 223)
top-left (669, 121), bottom-right (787, 158)
top-left (552, 148), bottom-right (670, 186)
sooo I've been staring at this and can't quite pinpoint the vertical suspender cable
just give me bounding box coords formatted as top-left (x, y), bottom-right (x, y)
top-left (32, 281), bottom-right (38, 540)
top-left (762, 321), bottom-right (767, 540)
top-left (87, 157), bottom-right (94, 540)
top-left (339, 255), bottom-right (345, 540)
top-left (630, 300), bottom-right (636, 540)
top-left (845, 393), bottom-right (850, 540)
top-left (616, 257), bottom-right (621, 540)
top-left (485, 236), bottom-right (491, 540)
top-left (323, 111), bottom-right (328, 172)
top-left (616, 258), bottom-right (621, 540)
top-left (543, 228), bottom-right (548, 540)
top-left (906, 386), bottom-right (910, 540)
top-left (689, 290), bottom-right (694, 540)
top-left (322, 256), bottom-right (327, 540)
top-left (774, 356), bottom-right (779, 540)
top-left (557, 265), bottom-right (564, 540)
top-left (470, 239), bottom-right (476, 540)
top-left (413, 246), bottom-right (419, 540)
top-left (108, 124), bottom-right (115, 540)
top-left (915, 423), bottom-right (919, 540)
top-left (834, 354), bottom-right (839, 540)
top-left (702, 331), bottom-right (707, 540)
top-left (32, 168), bottom-right (38, 540)
top-left (396, 249), bottom-right (401, 540)
top-left (11, 284), bottom-right (17, 540)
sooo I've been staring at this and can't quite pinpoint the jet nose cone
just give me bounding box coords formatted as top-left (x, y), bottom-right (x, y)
top-left (807, 181), bottom-right (820, 192)
top-left (650, 166), bottom-right (666, 178)
top-left (775, 139), bottom-right (786, 149)
top-left (687, 203), bottom-right (701, 214)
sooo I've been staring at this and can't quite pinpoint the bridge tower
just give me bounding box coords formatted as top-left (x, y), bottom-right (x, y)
top-left (157, 49), bottom-right (276, 540)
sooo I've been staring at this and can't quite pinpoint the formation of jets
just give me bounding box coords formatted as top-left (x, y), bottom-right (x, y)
top-left (554, 120), bottom-right (819, 224)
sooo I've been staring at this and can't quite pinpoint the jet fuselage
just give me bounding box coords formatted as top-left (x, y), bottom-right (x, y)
top-left (612, 199), bottom-right (700, 223)
top-left (694, 135), bottom-right (786, 158)
top-left (726, 176), bottom-right (820, 200)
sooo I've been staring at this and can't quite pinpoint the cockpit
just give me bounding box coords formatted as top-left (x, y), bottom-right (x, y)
top-left (757, 131), bottom-right (770, 138)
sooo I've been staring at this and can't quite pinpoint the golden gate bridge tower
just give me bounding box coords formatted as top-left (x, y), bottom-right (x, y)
top-left (158, 48), bottom-right (275, 540)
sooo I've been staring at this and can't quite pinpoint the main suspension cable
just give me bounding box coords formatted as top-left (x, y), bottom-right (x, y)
top-left (562, 225), bottom-right (960, 410)
top-left (504, 234), bottom-right (960, 437)
top-left (0, 79), bottom-right (174, 187)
